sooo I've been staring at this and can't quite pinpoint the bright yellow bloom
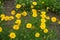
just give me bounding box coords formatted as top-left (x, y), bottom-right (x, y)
top-left (9, 16), bottom-right (14, 20)
top-left (58, 21), bottom-right (60, 24)
top-left (26, 23), bottom-right (32, 28)
top-left (32, 9), bottom-right (37, 13)
top-left (44, 28), bottom-right (48, 33)
top-left (41, 11), bottom-right (46, 15)
top-left (13, 25), bottom-right (19, 30)
top-left (15, 19), bottom-right (21, 25)
top-left (16, 4), bottom-right (21, 9)
top-left (32, 13), bottom-right (37, 17)
top-left (35, 32), bottom-right (40, 37)
top-left (5, 16), bottom-right (10, 21)
top-left (32, 2), bottom-right (37, 5)
top-left (9, 32), bottom-right (16, 39)
top-left (41, 19), bottom-right (46, 23)
top-left (40, 15), bottom-right (46, 18)
top-left (0, 27), bottom-right (2, 32)
top-left (0, 14), bottom-right (5, 17)
top-left (11, 10), bottom-right (16, 15)
top-left (21, 11), bottom-right (27, 16)
top-left (46, 16), bottom-right (50, 20)
top-left (40, 24), bottom-right (46, 30)
top-left (41, 22), bottom-right (46, 26)
top-left (1, 16), bottom-right (5, 21)
top-left (51, 17), bottom-right (57, 22)
top-left (15, 13), bottom-right (21, 19)
top-left (32, 9), bottom-right (37, 17)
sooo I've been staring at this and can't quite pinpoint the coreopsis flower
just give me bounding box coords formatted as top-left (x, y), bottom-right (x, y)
top-left (40, 24), bottom-right (46, 30)
top-left (43, 28), bottom-right (48, 33)
top-left (11, 10), bottom-right (16, 15)
top-left (41, 19), bottom-right (46, 23)
top-left (9, 16), bottom-right (14, 20)
top-left (9, 32), bottom-right (16, 39)
top-left (26, 23), bottom-right (32, 28)
top-left (0, 27), bottom-right (2, 32)
top-left (5, 16), bottom-right (10, 21)
top-left (0, 14), bottom-right (5, 17)
top-left (15, 13), bottom-right (21, 19)
top-left (15, 19), bottom-right (21, 25)
top-left (41, 11), bottom-right (46, 15)
top-left (32, 9), bottom-right (37, 14)
top-left (1, 16), bottom-right (5, 21)
top-left (35, 32), bottom-right (40, 37)
top-left (40, 14), bottom-right (46, 18)
top-left (51, 17), bottom-right (57, 22)
top-left (21, 11), bottom-right (27, 16)
top-left (13, 25), bottom-right (19, 30)
top-left (41, 22), bottom-right (46, 26)
top-left (16, 4), bottom-right (21, 9)
top-left (32, 2), bottom-right (37, 5)
top-left (46, 16), bottom-right (50, 20)
top-left (32, 9), bottom-right (37, 17)
top-left (32, 13), bottom-right (37, 17)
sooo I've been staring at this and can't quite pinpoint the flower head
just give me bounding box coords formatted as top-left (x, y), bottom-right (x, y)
top-left (13, 25), bottom-right (19, 30)
top-left (35, 32), bottom-right (40, 37)
top-left (51, 17), bottom-right (57, 22)
top-left (9, 32), bottom-right (16, 39)
top-left (26, 23), bottom-right (32, 28)
top-left (44, 28), bottom-right (48, 33)
top-left (16, 4), bottom-right (21, 9)
top-left (32, 2), bottom-right (37, 5)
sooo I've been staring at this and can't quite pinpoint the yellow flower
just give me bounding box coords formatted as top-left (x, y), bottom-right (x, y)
top-left (32, 9), bottom-right (37, 17)
top-left (9, 16), bottom-right (14, 20)
top-left (9, 32), bottom-right (16, 39)
top-left (46, 16), bottom-right (50, 20)
top-left (40, 15), bottom-right (46, 18)
top-left (41, 19), bottom-right (46, 23)
top-left (21, 11), bottom-right (27, 16)
top-left (15, 13), bottom-right (21, 19)
top-left (32, 2), bottom-right (37, 5)
top-left (41, 22), bottom-right (46, 26)
top-left (5, 16), bottom-right (10, 21)
top-left (1, 16), bottom-right (5, 21)
top-left (41, 11), bottom-right (46, 15)
top-left (44, 28), bottom-right (48, 33)
top-left (0, 14), bottom-right (5, 17)
top-left (15, 19), bottom-right (21, 25)
top-left (32, 9), bottom-right (37, 13)
top-left (13, 25), bottom-right (19, 30)
top-left (26, 23), bottom-right (32, 28)
top-left (31, 5), bottom-right (34, 8)
top-left (58, 21), bottom-right (60, 24)
top-left (32, 13), bottom-right (37, 17)
top-left (35, 32), bottom-right (40, 37)
top-left (16, 4), bottom-right (21, 9)
top-left (40, 24), bottom-right (46, 30)
top-left (0, 27), bottom-right (2, 32)
top-left (51, 17), bottom-right (57, 22)
top-left (11, 10), bottom-right (16, 15)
